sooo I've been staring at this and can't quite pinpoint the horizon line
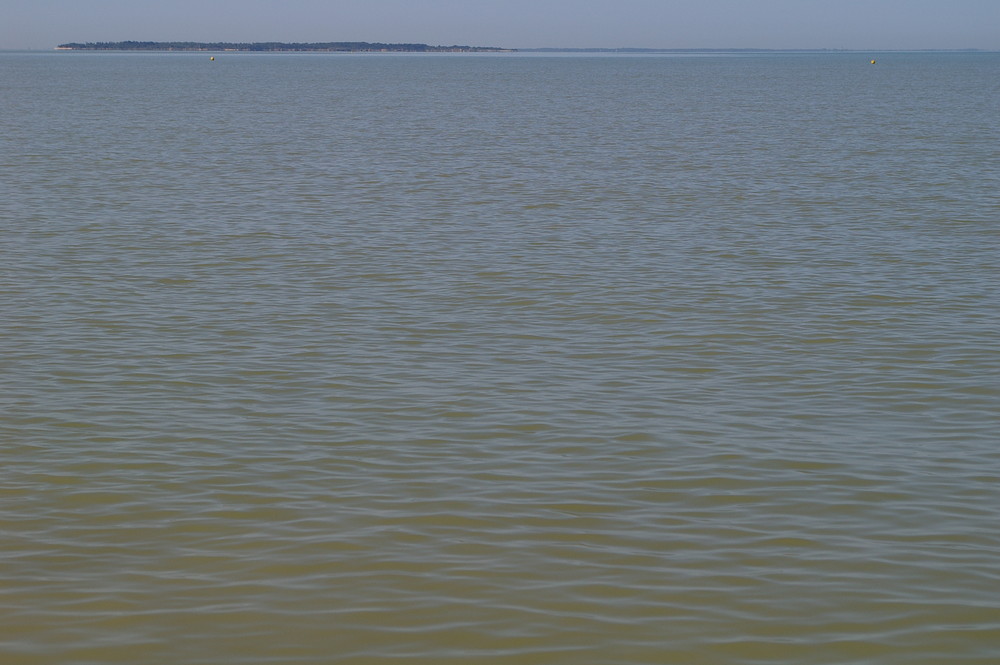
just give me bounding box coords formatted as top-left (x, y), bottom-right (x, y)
top-left (2, 43), bottom-right (996, 53)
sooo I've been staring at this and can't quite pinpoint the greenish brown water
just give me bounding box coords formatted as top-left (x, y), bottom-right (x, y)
top-left (2, 51), bottom-right (999, 664)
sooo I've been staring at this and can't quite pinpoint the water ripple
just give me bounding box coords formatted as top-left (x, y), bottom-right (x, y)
top-left (2, 51), bottom-right (999, 664)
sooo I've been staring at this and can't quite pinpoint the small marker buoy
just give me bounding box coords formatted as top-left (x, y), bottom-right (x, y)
top-left (210, 56), bottom-right (215, 61)
top-left (870, 59), bottom-right (876, 64)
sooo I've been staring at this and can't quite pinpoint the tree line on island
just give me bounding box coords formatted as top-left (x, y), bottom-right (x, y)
top-left (56, 41), bottom-right (513, 53)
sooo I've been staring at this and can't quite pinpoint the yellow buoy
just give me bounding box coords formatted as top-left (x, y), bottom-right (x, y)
top-left (210, 56), bottom-right (215, 61)
top-left (870, 59), bottom-right (876, 64)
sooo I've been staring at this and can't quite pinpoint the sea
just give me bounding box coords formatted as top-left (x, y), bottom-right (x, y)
top-left (1, 50), bottom-right (998, 664)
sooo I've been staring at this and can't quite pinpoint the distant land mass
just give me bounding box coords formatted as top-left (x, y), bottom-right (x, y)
top-left (55, 41), bottom-right (513, 53)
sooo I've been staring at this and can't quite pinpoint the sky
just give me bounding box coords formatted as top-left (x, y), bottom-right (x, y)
top-left (3, 0), bottom-right (999, 51)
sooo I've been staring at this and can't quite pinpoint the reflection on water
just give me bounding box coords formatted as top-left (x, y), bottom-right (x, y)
top-left (1, 51), bottom-right (999, 664)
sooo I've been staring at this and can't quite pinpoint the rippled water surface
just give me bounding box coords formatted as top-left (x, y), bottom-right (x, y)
top-left (2, 51), bottom-right (999, 664)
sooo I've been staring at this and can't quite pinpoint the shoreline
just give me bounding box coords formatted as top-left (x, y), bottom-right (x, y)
top-left (55, 41), bottom-right (514, 53)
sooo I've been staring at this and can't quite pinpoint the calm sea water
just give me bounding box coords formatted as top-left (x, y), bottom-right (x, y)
top-left (2, 50), bottom-right (999, 664)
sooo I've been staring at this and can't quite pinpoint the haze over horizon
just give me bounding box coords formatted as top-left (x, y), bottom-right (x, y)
top-left (3, 0), bottom-right (999, 52)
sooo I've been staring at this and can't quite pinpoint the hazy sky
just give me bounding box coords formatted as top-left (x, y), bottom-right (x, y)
top-left (3, 0), bottom-right (999, 51)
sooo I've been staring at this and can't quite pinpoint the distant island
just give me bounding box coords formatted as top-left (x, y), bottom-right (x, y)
top-left (55, 41), bottom-right (513, 53)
